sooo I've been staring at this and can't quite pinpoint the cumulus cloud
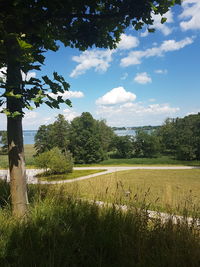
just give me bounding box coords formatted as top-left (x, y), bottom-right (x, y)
top-left (117, 34), bottom-right (139, 50)
top-left (120, 37), bottom-right (194, 67)
top-left (96, 102), bottom-right (180, 127)
top-left (96, 87), bottom-right (136, 105)
top-left (154, 69), bottom-right (168, 74)
top-left (70, 49), bottom-right (114, 78)
top-left (63, 108), bottom-right (79, 121)
top-left (179, 0), bottom-right (200, 31)
top-left (48, 90), bottom-right (84, 100)
top-left (134, 72), bottom-right (152, 84)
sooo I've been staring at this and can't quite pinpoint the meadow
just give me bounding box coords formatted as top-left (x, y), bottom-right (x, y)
top-left (60, 169), bottom-right (200, 216)
top-left (0, 181), bottom-right (199, 267)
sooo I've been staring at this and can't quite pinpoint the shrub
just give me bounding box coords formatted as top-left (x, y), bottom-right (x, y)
top-left (35, 147), bottom-right (73, 174)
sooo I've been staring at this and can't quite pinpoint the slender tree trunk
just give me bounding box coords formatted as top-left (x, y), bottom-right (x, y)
top-left (5, 35), bottom-right (28, 217)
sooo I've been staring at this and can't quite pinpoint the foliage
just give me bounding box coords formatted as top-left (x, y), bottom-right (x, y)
top-left (157, 113), bottom-right (200, 160)
top-left (112, 135), bottom-right (134, 158)
top-left (34, 114), bottom-right (70, 155)
top-left (35, 147), bottom-right (73, 174)
top-left (134, 130), bottom-right (160, 158)
top-left (0, 131), bottom-right (7, 154)
top-left (69, 112), bottom-right (105, 164)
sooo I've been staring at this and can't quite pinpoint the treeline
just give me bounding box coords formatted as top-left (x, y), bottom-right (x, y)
top-left (113, 113), bottom-right (200, 161)
top-left (156, 113), bottom-right (200, 160)
top-left (35, 112), bottom-right (115, 164)
top-left (1, 112), bottom-right (200, 163)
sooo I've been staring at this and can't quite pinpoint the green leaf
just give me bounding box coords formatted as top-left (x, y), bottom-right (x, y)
top-left (148, 28), bottom-right (155, 33)
top-left (5, 91), bottom-right (22, 99)
top-left (17, 39), bottom-right (32, 49)
top-left (161, 17), bottom-right (167, 24)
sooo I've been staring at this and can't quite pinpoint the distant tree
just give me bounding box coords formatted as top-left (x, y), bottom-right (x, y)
top-left (34, 114), bottom-right (70, 155)
top-left (157, 113), bottom-right (200, 160)
top-left (112, 135), bottom-right (134, 158)
top-left (69, 112), bottom-right (105, 164)
top-left (134, 130), bottom-right (160, 158)
top-left (96, 119), bottom-right (116, 157)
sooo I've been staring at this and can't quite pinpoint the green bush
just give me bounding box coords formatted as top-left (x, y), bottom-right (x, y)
top-left (35, 147), bottom-right (73, 174)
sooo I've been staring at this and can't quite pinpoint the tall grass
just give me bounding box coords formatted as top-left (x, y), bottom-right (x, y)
top-left (0, 180), bottom-right (199, 267)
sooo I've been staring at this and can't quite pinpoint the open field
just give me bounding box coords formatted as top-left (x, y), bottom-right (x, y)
top-left (60, 169), bottom-right (200, 216)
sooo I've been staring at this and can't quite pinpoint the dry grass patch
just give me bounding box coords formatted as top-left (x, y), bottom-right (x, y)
top-left (61, 169), bottom-right (200, 215)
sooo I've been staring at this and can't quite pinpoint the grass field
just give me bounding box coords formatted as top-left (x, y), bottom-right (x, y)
top-left (61, 169), bottom-right (200, 216)
top-left (0, 144), bottom-right (36, 168)
top-left (78, 156), bottom-right (200, 166)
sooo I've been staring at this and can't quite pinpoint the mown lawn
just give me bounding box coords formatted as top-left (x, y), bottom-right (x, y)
top-left (77, 156), bottom-right (200, 167)
top-left (61, 169), bottom-right (200, 215)
top-left (38, 169), bottom-right (106, 181)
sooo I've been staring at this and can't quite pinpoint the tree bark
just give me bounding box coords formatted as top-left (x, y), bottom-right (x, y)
top-left (6, 35), bottom-right (28, 217)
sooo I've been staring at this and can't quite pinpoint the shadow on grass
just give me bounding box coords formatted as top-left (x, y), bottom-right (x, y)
top-left (0, 183), bottom-right (199, 267)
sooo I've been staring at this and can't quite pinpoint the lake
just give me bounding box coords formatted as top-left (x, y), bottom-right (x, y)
top-left (23, 129), bottom-right (136, 144)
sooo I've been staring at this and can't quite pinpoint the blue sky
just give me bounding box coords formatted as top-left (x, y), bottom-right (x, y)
top-left (1, 0), bottom-right (200, 130)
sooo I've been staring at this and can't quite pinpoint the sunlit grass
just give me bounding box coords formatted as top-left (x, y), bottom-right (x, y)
top-left (0, 183), bottom-right (199, 267)
top-left (38, 169), bottom-right (107, 181)
top-left (61, 169), bottom-right (200, 216)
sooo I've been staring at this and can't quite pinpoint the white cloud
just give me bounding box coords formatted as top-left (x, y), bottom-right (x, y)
top-left (120, 37), bottom-right (194, 67)
top-left (134, 72), bottom-right (152, 84)
top-left (154, 69), bottom-right (168, 74)
top-left (151, 11), bottom-right (174, 36)
top-left (49, 90), bottom-right (84, 100)
top-left (96, 102), bottom-right (180, 127)
top-left (70, 49), bottom-right (114, 78)
top-left (63, 108), bottom-right (79, 121)
top-left (117, 34), bottom-right (139, 50)
top-left (141, 10), bottom-right (173, 37)
top-left (0, 67), bottom-right (36, 82)
top-left (96, 86), bottom-right (136, 105)
top-left (21, 71), bottom-right (36, 81)
top-left (179, 0), bottom-right (200, 31)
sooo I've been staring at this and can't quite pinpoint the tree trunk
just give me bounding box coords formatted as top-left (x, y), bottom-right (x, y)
top-left (6, 35), bottom-right (28, 217)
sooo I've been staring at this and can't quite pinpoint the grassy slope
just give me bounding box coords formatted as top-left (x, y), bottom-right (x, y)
top-left (61, 169), bottom-right (200, 215)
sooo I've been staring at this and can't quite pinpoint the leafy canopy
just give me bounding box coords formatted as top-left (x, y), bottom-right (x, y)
top-left (0, 0), bottom-right (181, 116)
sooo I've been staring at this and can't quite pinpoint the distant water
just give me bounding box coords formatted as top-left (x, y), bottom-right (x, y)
top-left (23, 130), bottom-right (37, 145)
top-left (114, 129), bottom-right (136, 136)
top-left (22, 129), bottom-right (136, 145)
